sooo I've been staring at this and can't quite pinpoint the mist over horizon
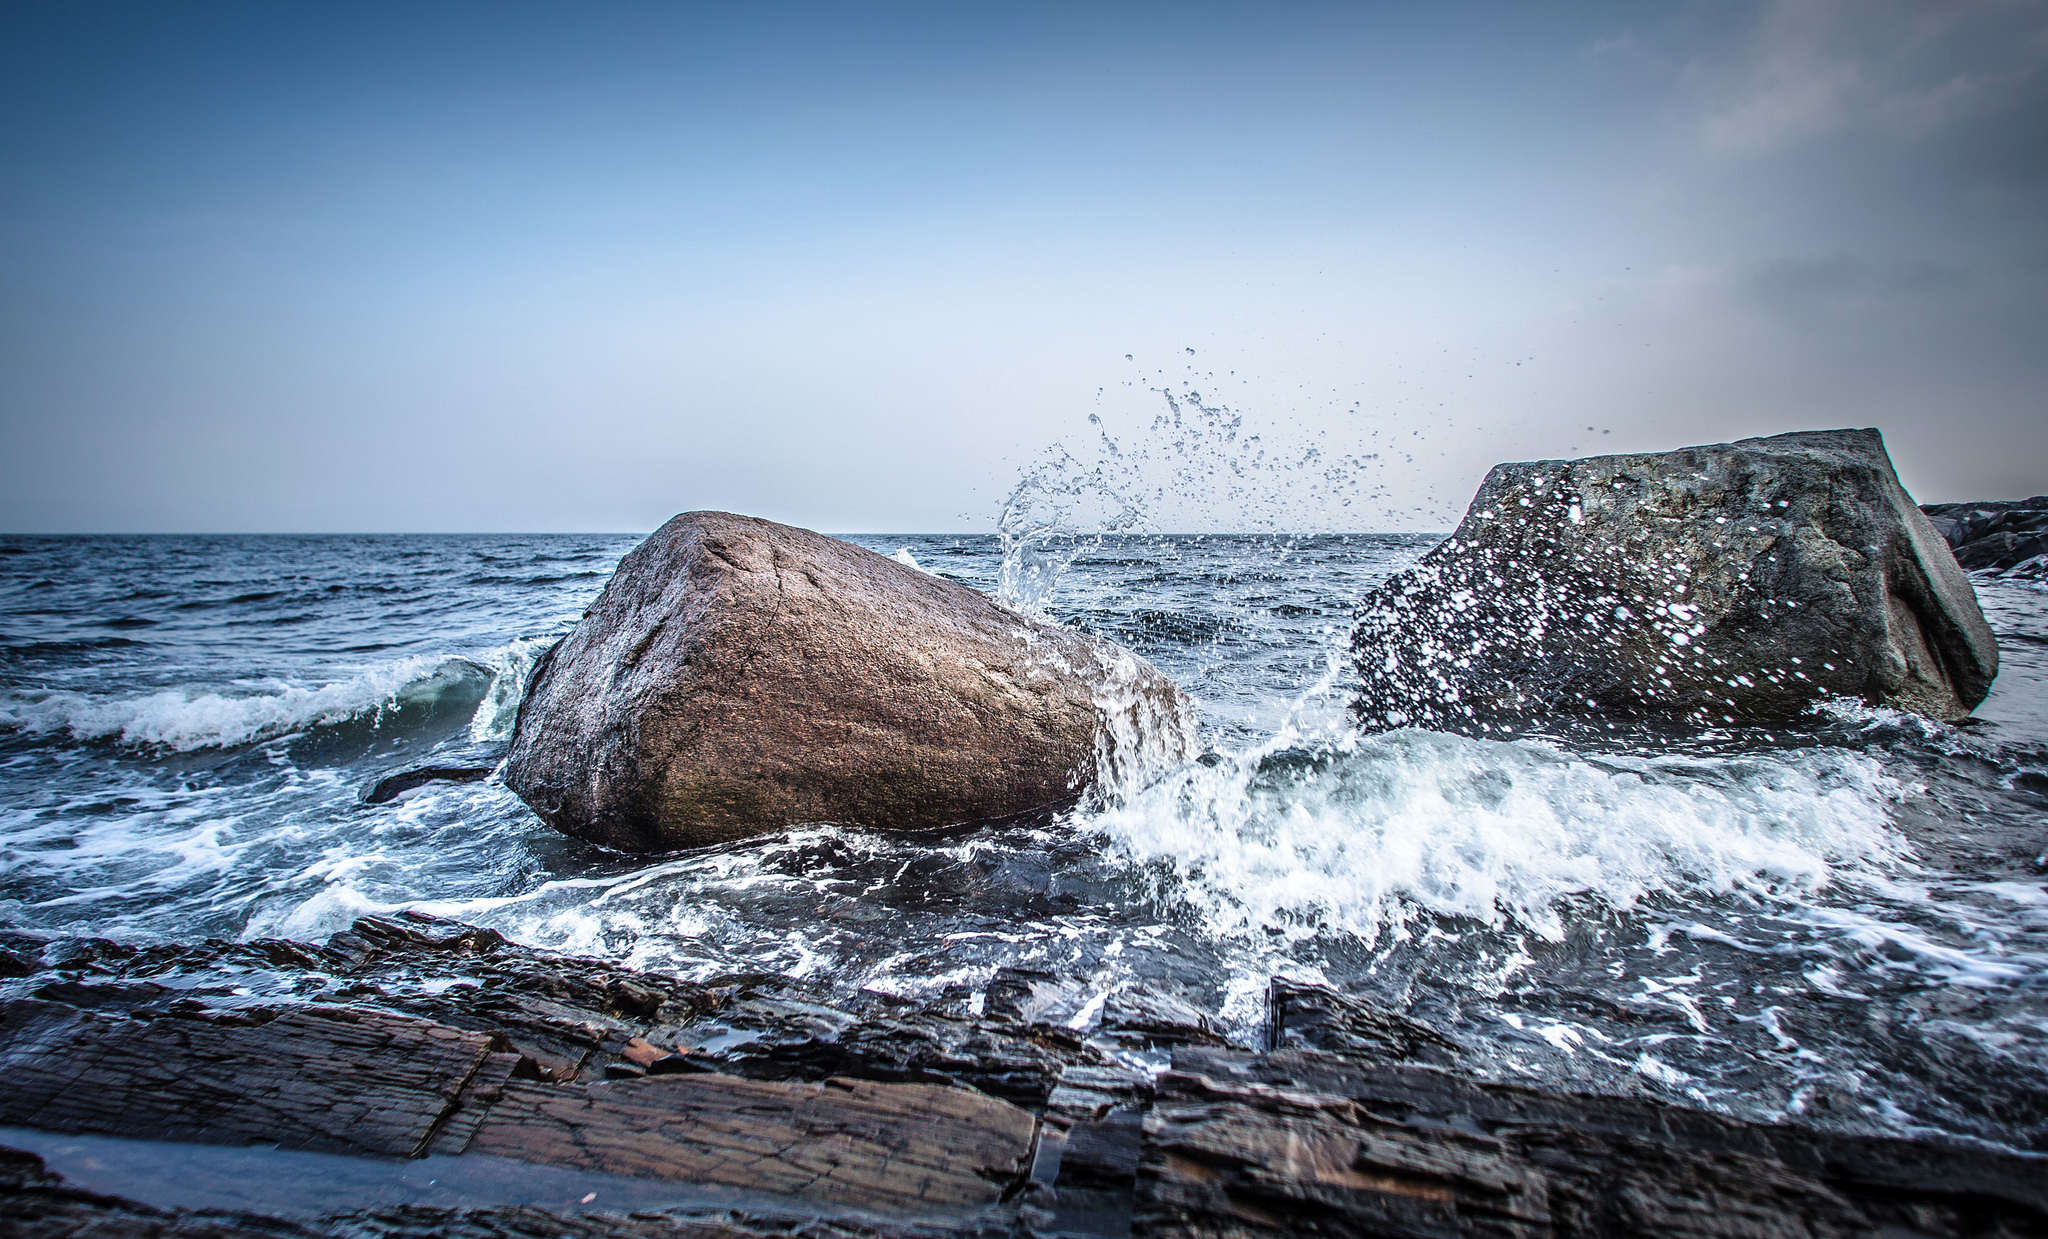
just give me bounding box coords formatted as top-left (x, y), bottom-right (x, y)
top-left (3, 0), bottom-right (2044, 534)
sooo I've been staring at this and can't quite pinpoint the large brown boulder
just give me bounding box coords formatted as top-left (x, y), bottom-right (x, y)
top-left (505, 512), bottom-right (1197, 852)
top-left (1351, 428), bottom-right (2000, 728)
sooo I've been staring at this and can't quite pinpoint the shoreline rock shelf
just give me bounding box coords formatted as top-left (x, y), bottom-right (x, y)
top-left (1921, 495), bottom-right (2048, 579)
top-left (3, 912), bottom-right (2044, 1238)
top-left (505, 512), bottom-right (1197, 853)
top-left (1351, 428), bottom-right (2000, 729)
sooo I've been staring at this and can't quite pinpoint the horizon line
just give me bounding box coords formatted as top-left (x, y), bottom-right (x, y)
top-left (0, 528), bottom-right (1451, 540)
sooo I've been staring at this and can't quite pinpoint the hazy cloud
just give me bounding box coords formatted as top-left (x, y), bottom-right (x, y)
top-left (1692, 0), bottom-right (2047, 155)
top-left (1735, 253), bottom-right (1971, 308)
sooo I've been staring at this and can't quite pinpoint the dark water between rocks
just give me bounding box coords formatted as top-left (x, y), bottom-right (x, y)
top-left (0, 1125), bottom-right (769, 1218)
top-left (2, 532), bottom-right (2045, 1152)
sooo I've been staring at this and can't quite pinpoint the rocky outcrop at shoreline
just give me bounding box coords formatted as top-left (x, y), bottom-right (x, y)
top-left (4, 912), bottom-right (2044, 1238)
top-left (505, 512), bottom-right (1197, 853)
top-left (1921, 495), bottom-right (2048, 579)
top-left (1351, 428), bottom-right (2000, 728)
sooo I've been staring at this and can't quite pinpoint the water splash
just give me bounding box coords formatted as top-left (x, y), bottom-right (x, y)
top-left (995, 363), bottom-right (1422, 614)
top-left (995, 444), bottom-right (1143, 615)
top-left (467, 638), bottom-right (554, 743)
top-left (891, 546), bottom-right (934, 575)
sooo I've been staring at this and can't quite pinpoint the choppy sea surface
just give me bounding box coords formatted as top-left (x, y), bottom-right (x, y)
top-left (1, 532), bottom-right (2044, 1151)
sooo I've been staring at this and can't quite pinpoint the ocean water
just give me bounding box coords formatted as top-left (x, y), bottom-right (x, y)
top-left (2, 531), bottom-right (2045, 1152)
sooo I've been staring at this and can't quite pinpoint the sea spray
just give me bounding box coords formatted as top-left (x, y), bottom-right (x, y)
top-left (995, 365), bottom-right (1425, 615)
top-left (1085, 644), bottom-right (1202, 801)
top-left (995, 443), bottom-right (1143, 616)
top-left (891, 546), bottom-right (934, 574)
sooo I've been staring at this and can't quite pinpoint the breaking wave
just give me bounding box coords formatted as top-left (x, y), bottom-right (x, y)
top-left (0, 648), bottom-right (545, 753)
top-left (1088, 727), bottom-right (1911, 946)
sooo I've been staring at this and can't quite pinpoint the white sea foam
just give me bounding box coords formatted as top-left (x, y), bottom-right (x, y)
top-left (891, 547), bottom-right (932, 575)
top-left (1810, 695), bottom-right (1946, 741)
top-left (0, 652), bottom-right (505, 752)
top-left (1086, 728), bottom-right (1910, 946)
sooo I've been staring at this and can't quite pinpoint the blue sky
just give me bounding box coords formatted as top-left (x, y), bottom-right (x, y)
top-left (3, 1), bottom-right (2043, 531)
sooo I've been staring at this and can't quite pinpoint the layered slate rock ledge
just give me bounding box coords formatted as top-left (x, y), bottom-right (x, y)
top-left (3, 914), bottom-right (2045, 1239)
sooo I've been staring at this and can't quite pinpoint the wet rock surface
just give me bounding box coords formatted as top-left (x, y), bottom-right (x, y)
top-left (1351, 428), bottom-right (2000, 727)
top-left (360, 764), bottom-right (497, 805)
top-left (1144, 1050), bottom-right (2048, 1238)
top-left (504, 512), bottom-right (1196, 852)
top-left (3, 912), bottom-right (2044, 1238)
top-left (1922, 496), bottom-right (2048, 578)
top-left (0, 998), bottom-right (501, 1157)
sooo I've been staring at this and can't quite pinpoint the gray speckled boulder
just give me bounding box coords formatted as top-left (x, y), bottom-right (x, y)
top-left (505, 512), bottom-right (1195, 852)
top-left (1351, 428), bottom-right (1998, 728)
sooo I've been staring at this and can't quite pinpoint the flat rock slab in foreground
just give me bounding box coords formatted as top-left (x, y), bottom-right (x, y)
top-left (506, 511), bottom-right (1196, 852)
top-left (0, 1011), bottom-right (1033, 1224)
top-left (1352, 428), bottom-right (1999, 728)
top-left (1141, 1050), bottom-right (2048, 1239)
top-left (467, 1074), bottom-right (1034, 1214)
top-left (0, 997), bottom-right (498, 1158)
